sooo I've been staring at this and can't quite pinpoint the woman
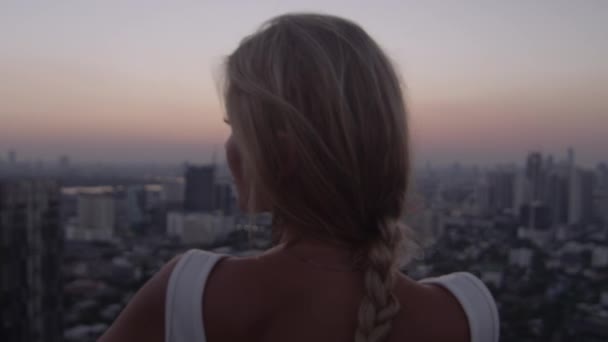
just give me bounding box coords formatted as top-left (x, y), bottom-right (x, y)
top-left (101, 13), bottom-right (499, 342)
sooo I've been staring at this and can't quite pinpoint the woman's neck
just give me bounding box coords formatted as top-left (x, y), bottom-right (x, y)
top-left (271, 225), bottom-right (361, 271)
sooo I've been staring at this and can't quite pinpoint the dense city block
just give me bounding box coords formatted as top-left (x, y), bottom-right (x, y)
top-left (1, 149), bottom-right (607, 341)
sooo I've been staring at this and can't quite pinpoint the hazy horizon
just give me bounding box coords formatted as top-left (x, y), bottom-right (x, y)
top-left (1, 1), bottom-right (606, 166)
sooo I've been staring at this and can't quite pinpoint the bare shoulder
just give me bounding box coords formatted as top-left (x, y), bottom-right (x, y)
top-left (204, 255), bottom-right (277, 341)
top-left (99, 254), bottom-right (183, 342)
top-left (392, 274), bottom-right (470, 342)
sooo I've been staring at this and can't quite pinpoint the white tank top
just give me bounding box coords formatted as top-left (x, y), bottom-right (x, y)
top-left (165, 249), bottom-right (499, 342)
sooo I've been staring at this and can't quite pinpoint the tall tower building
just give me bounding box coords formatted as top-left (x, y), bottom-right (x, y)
top-left (568, 168), bottom-right (594, 225)
top-left (546, 171), bottom-right (570, 225)
top-left (65, 191), bottom-right (116, 241)
top-left (514, 170), bottom-right (530, 215)
top-left (545, 154), bottom-right (554, 171)
top-left (129, 186), bottom-right (145, 224)
top-left (473, 178), bottom-right (490, 216)
top-left (78, 193), bottom-right (115, 239)
top-left (488, 170), bottom-right (516, 214)
top-left (526, 152), bottom-right (543, 202)
top-left (520, 202), bottom-right (551, 230)
top-left (184, 165), bottom-right (215, 212)
top-left (213, 182), bottom-right (235, 215)
top-left (594, 163), bottom-right (608, 224)
top-left (0, 181), bottom-right (63, 342)
top-left (567, 147), bottom-right (575, 170)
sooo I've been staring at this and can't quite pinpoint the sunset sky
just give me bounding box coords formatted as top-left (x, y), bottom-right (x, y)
top-left (1, 1), bottom-right (606, 166)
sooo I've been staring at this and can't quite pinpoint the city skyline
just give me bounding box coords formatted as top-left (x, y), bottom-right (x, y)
top-left (1, 146), bottom-right (605, 169)
top-left (1, 1), bottom-right (607, 165)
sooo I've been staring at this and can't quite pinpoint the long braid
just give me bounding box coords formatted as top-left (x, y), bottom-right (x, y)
top-left (355, 218), bottom-right (405, 342)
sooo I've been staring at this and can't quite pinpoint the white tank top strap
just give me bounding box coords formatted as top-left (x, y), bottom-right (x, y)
top-left (420, 272), bottom-right (500, 342)
top-left (165, 249), bottom-right (225, 342)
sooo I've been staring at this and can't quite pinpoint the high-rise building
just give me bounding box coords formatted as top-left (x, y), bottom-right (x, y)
top-left (568, 168), bottom-right (594, 225)
top-left (520, 202), bottom-right (551, 230)
top-left (472, 178), bottom-right (490, 216)
top-left (546, 171), bottom-right (570, 225)
top-left (184, 165), bottom-right (215, 212)
top-left (161, 180), bottom-right (185, 206)
top-left (545, 154), bottom-right (554, 171)
top-left (526, 152), bottom-right (544, 202)
top-left (567, 147), bottom-right (575, 170)
top-left (213, 182), bottom-right (235, 215)
top-left (0, 181), bottom-right (63, 342)
top-left (593, 163), bottom-right (608, 224)
top-left (487, 170), bottom-right (515, 214)
top-left (166, 211), bottom-right (235, 245)
top-left (514, 170), bottom-right (530, 215)
top-left (78, 193), bottom-right (115, 232)
top-left (125, 185), bottom-right (145, 228)
top-left (65, 193), bottom-right (115, 241)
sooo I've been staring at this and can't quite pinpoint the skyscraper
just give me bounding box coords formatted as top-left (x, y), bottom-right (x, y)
top-left (546, 171), bottom-right (570, 225)
top-left (545, 154), bottom-right (554, 171)
top-left (487, 170), bottom-right (516, 214)
top-left (213, 182), bottom-right (235, 215)
top-left (77, 193), bottom-right (115, 240)
top-left (520, 202), bottom-right (551, 230)
top-left (567, 147), bottom-right (575, 170)
top-left (568, 168), bottom-right (594, 225)
top-left (473, 177), bottom-right (490, 215)
top-left (0, 181), bottom-right (63, 342)
top-left (184, 165), bottom-right (215, 212)
top-left (525, 152), bottom-right (543, 202)
top-left (594, 163), bottom-right (608, 224)
top-left (514, 169), bottom-right (530, 215)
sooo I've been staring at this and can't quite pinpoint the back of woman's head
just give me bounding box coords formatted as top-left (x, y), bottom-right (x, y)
top-left (224, 13), bottom-right (413, 342)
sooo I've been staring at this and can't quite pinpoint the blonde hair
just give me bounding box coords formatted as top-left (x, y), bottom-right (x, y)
top-left (224, 13), bottom-right (414, 342)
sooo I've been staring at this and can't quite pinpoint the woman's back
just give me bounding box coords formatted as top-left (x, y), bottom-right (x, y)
top-left (165, 247), bottom-right (497, 342)
top-left (205, 254), bottom-right (468, 342)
